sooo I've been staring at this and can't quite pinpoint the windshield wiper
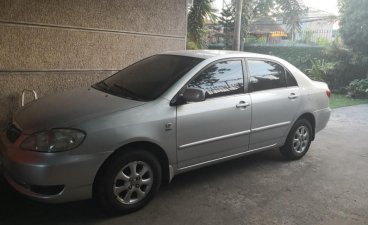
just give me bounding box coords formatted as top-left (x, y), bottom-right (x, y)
top-left (113, 84), bottom-right (145, 101)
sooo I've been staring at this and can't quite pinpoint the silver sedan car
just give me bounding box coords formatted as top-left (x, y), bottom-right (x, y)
top-left (0, 50), bottom-right (331, 214)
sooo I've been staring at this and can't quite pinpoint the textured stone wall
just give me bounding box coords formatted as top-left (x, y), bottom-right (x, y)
top-left (0, 0), bottom-right (187, 127)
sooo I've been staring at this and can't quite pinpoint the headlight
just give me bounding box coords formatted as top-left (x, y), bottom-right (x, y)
top-left (20, 129), bottom-right (86, 152)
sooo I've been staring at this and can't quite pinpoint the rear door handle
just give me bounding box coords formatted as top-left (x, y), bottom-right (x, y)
top-left (236, 101), bottom-right (250, 109)
top-left (288, 93), bottom-right (298, 100)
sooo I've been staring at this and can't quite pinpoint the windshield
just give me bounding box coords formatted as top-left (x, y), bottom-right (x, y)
top-left (92, 54), bottom-right (203, 101)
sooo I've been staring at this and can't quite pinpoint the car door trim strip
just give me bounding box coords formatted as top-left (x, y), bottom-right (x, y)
top-left (178, 130), bottom-right (251, 149)
top-left (251, 121), bottom-right (291, 133)
top-left (178, 121), bottom-right (290, 150)
top-left (178, 143), bottom-right (277, 171)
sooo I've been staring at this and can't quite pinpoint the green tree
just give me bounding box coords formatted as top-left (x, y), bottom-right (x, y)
top-left (187, 0), bottom-right (305, 49)
top-left (230, 0), bottom-right (305, 47)
top-left (235, 0), bottom-right (275, 44)
top-left (339, 0), bottom-right (368, 55)
top-left (277, 0), bottom-right (305, 40)
top-left (187, 0), bottom-right (217, 49)
top-left (218, 4), bottom-right (235, 49)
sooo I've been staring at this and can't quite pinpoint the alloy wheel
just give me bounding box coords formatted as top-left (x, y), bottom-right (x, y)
top-left (113, 161), bottom-right (153, 205)
top-left (293, 125), bottom-right (310, 153)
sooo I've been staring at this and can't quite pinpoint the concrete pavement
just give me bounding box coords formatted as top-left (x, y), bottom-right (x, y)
top-left (1, 104), bottom-right (367, 225)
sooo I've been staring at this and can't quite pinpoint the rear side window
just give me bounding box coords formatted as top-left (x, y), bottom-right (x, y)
top-left (247, 60), bottom-right (287, 92)
top-left (188, 60), bottom-right (244, 99)
top-left (286, 70), bottom-right (298, 87)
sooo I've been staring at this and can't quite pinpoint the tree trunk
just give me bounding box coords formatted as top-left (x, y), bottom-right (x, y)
top-left (233, 0), bottom-right (243, 51)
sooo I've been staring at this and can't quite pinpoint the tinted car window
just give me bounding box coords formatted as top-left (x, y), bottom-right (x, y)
top-left (188, 60), bottom-right (244, 99)
top-left (286, 70), bottom-right (298, 87)
top-left (93, 55), bottom-right (203, 101)
top-left (247, 60), bottom-right (287, 92)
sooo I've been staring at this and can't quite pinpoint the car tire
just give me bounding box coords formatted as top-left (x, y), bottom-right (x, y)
top-left (94, 149), bottom-right (162, 214)
top-left (280, 119), bottom-right (313, 160)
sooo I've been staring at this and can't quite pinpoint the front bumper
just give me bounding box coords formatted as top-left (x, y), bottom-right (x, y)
top-left (0, 132), bottom-right (110, 203)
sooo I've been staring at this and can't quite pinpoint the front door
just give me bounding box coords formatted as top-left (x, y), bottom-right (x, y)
top-left (176, 59), bottom-right (252, 169)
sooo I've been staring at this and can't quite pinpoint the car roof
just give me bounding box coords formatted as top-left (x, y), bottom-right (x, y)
top-left (163, 50), bottom-right (274, 60)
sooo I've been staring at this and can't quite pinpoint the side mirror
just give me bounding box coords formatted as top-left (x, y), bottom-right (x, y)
top-left (182, 87), bottom-right (206, 102)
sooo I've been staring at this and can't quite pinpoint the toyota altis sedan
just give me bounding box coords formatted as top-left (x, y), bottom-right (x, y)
top-left (0, 50), bottom-right (331, 214)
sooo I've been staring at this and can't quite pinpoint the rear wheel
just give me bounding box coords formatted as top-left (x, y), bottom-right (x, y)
top-left (94, 149), bottom-right (162, 214)
top-left (280, 119), bottom-right (313, 160)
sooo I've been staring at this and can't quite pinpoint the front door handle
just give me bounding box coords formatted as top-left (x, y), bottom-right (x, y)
top-left (236, 101), bottom-right (250, 109)
top-left (288, 93), bottom-right (298, 100)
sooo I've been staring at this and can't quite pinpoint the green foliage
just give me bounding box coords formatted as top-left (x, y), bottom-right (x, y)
top-left (306, 59), bottom-right (335, 81)
top-left (219, 4), bottom-right (235, 50)
top-left (244, 36), bottom-right (267, 45)
top-left (244, 36), bottom-right (258, 45)
top-left (346, 79), bottom-right (368, 98)
top-left (187, 41), bottom-right (199, 50)
top-left (187, 0), bottom-right (217, 48)
top-left (301, 30), bottom-right (314, 44)
top-left (316, 37), bottom-right (331, 46)
top-left (238, 0), bottom-right (273, 39)
top-left (192, 0), bottom-right (305, 49)
top-left (250, 0), bottom-right (274, 17)
top-left (243, 45), bottom-right (325, 72)
top-left (339, 0), bottom-right (368, 55)
top-left (235, 0), bottom-right (305, 40)
top-left (257, 36), bottom-right (267, 44)
top-left (276, 0), bottom-right (306, 40)
top-left (323, 44), bottom-right (368, 89)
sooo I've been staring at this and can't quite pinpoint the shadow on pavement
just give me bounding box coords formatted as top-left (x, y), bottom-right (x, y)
top-left (0, 149), bottom-right (284, 225)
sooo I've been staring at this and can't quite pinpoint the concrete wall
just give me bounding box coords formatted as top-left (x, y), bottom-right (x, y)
top-left (0, 0), bottom-right (187, 127)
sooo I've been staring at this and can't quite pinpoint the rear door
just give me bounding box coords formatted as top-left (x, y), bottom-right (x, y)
top-left (176, 59), bottom-right (252, 169)
top-left (246, 59), bottom-right (301, 150)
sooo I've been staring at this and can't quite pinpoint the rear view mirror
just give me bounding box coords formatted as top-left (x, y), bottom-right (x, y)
top-left (182, 87), bottom-right (206, 102)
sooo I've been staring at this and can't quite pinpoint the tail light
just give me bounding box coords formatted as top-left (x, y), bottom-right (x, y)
top-left (326, 89), bottom-right (331, 98)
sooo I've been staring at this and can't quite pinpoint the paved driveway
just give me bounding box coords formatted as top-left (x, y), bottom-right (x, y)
top-left (1, 105), bottom-right (367, 225)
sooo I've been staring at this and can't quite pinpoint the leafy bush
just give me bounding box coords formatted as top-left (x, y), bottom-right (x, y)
top-left (316, 37), bottom-right (330, 46)
top-left (306, 59), bottom-right (335, 82)
top-left (187, 41), bottom-right (199, 50)
top-left (243, 46), bottom-right (325, 72)
top-left (324, 44), bottom-right (368, 90)
top-left (207, 43), bottom-right (225, 50)
top-left (244, 36), bottom-right (267, 46)
top-left (346, 79), bottom-right (368, 98)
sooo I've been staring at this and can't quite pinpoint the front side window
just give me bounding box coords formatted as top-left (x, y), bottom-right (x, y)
top-left (188, 60), bottom-right (244, 99)
top-left (92, 55), bottom-right (203, 101)
top-left (247, 60), bottom-right (287, 92)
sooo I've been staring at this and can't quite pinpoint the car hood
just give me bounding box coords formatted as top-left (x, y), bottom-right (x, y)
top-left (14, 87), bottom-right (146, 134)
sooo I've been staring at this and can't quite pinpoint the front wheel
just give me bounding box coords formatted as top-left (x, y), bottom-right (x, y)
top-left (94, 149), bottom-right (162, 214)
top-left (280, 119), bottom-right (313, 160)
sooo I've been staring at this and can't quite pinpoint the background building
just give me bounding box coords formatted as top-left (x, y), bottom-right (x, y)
top-left (0, 0), bottom-right (187, 128)
top-left (248, 17), bottom-right (288, 44)
top-left (291, 8), bottom-right (337, 43)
